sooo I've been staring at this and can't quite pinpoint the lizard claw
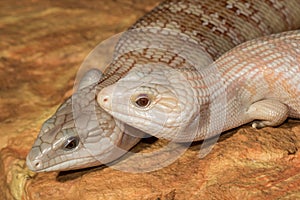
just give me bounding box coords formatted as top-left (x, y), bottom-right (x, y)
top-left (251, 121), bottom-right (266, 129)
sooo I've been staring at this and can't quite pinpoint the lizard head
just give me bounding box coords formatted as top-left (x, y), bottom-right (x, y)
top-left (26, 99), bottom-right (100, 172)
top-left (97, 64), bottom-right (201, 142)
top-left (26, 69), bottom-right (141, 172)
top-left (26, 98), bottom-right (120, 172)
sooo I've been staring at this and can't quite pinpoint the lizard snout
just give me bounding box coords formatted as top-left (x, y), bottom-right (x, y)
top-left (97, 87), bottom-right (113, 111)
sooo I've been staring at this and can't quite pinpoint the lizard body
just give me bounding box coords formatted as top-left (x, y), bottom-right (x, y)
top-left (27, 0), bottom-right (300, 172)
top-left (99, 30), bottom-right (300, 142)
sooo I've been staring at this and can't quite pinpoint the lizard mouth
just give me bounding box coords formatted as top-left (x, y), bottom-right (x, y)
top-left (26, 155), bottom-right (101, 172)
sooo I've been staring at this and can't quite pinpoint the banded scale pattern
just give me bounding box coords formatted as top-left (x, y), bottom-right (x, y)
top-left (98, 30), bottom-right (300, 142)
top-left (27, 0), bottom-right (300, 172)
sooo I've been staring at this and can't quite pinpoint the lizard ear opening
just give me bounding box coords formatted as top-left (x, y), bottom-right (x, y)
top-left (78, 68), bottom-right (103, 90)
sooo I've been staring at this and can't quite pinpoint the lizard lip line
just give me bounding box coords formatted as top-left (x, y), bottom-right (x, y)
top-left (27, 156), bottom-right (102, 172)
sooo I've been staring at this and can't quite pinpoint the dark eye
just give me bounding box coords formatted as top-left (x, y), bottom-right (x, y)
top-left (135, 95), bottom-right (151, 108)
top-left (64, 137), bottom-right (79, 150)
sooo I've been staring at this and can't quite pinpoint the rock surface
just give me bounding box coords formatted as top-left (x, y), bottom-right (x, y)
top-left (0, 0), bottom-right (300, 200)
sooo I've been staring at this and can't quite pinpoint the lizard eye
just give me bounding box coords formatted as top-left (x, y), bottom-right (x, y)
top-left (64, 137), bottom-right (79, 150)
top-left (134, 95), bottom-right (151, 108)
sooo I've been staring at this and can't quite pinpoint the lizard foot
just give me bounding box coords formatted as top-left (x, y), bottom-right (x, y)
top-left (247, 99), bottom-right (289, 129)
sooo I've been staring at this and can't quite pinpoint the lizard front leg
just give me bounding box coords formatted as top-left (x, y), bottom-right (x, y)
top-left (246, 99), bottom-right (289, 129)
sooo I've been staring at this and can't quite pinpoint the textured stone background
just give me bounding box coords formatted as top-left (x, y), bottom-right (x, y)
top-left (0, 0), bottom-right (300, 199)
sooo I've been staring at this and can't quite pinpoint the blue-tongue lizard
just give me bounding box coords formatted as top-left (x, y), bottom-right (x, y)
top-left (26, 0), bottom-right (300, 172)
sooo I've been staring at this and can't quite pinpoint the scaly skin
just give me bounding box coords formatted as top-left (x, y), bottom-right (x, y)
top-left (27, 0), bottom-right (300, 172)
top-left (98, 30), bottom-right (300, 142)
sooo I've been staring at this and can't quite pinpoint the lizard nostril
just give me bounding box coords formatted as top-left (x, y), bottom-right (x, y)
top-left (98, 88), bottom-right (113, 109)
top-left (26, 156), bottom-right (43, 171)
top-left (101, 95), bottom-right (110, 105)
top-left (32, 160), bottom-right (41, 169)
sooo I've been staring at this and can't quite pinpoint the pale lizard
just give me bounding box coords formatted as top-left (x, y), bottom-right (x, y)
top-left (98, 30), bottom-right (300, 142)
top-left (26, 0), bottom-right (300, 172)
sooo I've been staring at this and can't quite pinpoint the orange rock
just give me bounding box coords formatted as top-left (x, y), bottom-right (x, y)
top-left (1, 0), bottom-right (300, 199)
